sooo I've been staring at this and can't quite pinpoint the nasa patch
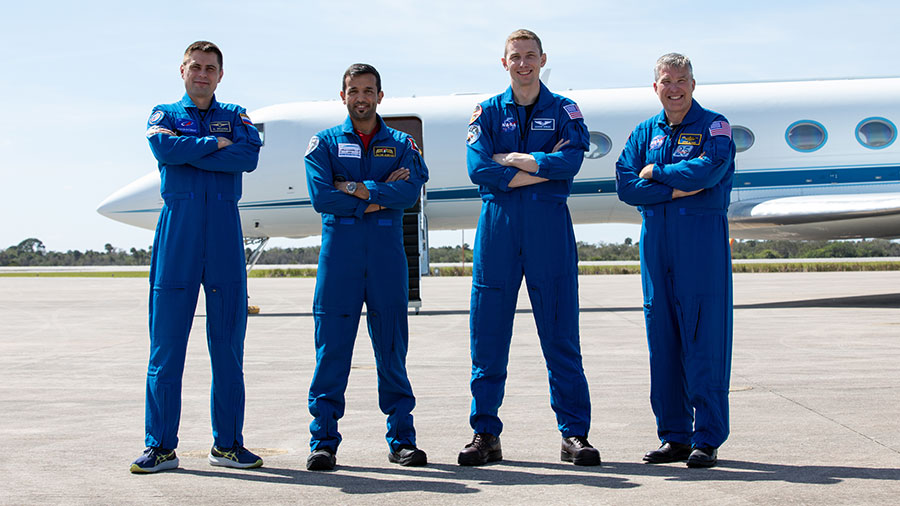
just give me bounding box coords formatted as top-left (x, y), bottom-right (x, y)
top-left (338, 142), bottom-right (362, 158)
top-left (649, 135), bottom-right (666, 150)
top-left (469, 104), bottom-right (482, 125)
top-left (176, 118), bottom-right (199, 134)
top-left (148, 110), bottom-right (164, 125)
top-left (531, 118), bottom-right (555, 131)
top-left (501, 117), bottom-right (517, 133)
top-left (467, 124), bottom-right (482, 145)
top-left (305, 136), bottom-right (319, 156)
top-left (673, 144), bottom-right (694, 158)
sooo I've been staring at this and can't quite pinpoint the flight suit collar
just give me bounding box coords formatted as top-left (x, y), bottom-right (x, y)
top-left (179, 93), bottom-right (219, 111)
top-left (656, 99), bottom-right (703, 129)
top-left (500, 82), bottom-right (554, 110)
top-left (341, 114), bottom-right (391, 142)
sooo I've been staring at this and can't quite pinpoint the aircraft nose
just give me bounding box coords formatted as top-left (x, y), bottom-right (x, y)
top-left (97, 172), bottom-right (162, 230)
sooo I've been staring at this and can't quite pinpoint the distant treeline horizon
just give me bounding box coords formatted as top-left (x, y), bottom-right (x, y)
top-left (4, 237), bottom-right (900, 267)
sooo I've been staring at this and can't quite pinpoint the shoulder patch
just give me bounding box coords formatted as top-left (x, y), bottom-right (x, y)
top-left (469, 104), bottom-right (482, 125)
top-left (305, 136), bottom-right (319, 156)
top-left (148, 110), bottom-right (164, 125)
top-left (563, 103), bottom-right (583, 120)
top-left (709, 120), bottom-right (732, 138)
top-left (240, 113), bottom-right (253, 126)
top-left (467, 124), bottom-right (482, 145)
top-left (408, 137), bottom-right (421, 154)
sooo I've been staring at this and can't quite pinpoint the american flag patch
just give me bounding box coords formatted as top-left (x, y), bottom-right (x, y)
top-left (563, 104), bottom-right (583, 120)
top-left (240, 113), bottom-right (253, 126)
top-left (709, 120), bottom-right (731, 138)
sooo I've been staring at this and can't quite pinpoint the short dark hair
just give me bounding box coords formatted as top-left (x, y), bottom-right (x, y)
top-left (505, 29), bottom-right (543, 56)
top-left (342, 63), bottom-right (381, 93)
top-left (183, 41), bottom-right (223, 68)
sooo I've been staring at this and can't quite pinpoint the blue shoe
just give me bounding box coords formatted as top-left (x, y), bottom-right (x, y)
top-left (208, 444), bottom-right (263, 469)
top-left (130, 447), bottom-right (179, 474)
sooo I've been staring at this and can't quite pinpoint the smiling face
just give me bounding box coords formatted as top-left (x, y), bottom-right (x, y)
top-left (502, 38), bottom-right (546, 90)
top-left (180, 50), bottom-right (222, 104)
top-left (341, 72), bottom-right (383, 125)
top-left (653, 65), bottom-right (695, 124)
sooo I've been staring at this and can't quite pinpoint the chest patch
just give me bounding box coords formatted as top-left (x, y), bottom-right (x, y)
top-left (673, 144), bottom-right (694, 158)
top-left (176, 118), bottom-right (199, 135)
top-left (531, 118), bottom-right (555, 131)
top-left (209, 120), bottom-right (231, 133)
top-left (650, 135), bottom-right (667, 150)
top-left (374, 146), bottom-right (396, 157)
top-left (501, 117), bottom-right (517, 133)
top-left (338, 143), bottom-right (362, 158)
top-left (677, 133), bottom-right (702, 145)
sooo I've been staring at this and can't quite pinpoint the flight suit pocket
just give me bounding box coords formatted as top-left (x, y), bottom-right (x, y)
top-left (205, 284), bottom-right (242, 343)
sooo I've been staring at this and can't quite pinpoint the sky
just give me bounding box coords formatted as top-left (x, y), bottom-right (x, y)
top-left (2, 0), bottom-right (899, 252)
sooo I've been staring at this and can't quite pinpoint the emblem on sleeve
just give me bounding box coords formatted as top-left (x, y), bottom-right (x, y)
top-left (563, 104), bottom-right (583, 120)
top-left (469, 104), bottom-right (482, 125)
top-left (148, 110), bottom-right (164, 125)
top-left (709, 120), bottom-right (732, 138)
top-left (408, 137), bottom-right (421, 154)
top-left (467, 124), bottom-right (482, 145)
top-left (305, 136), bottom-right (319, 156)
top-left (240, 113), bottom-right (254, 126)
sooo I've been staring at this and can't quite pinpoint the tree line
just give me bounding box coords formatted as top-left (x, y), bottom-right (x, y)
top-left (3, 237), bottom-right (900, 267)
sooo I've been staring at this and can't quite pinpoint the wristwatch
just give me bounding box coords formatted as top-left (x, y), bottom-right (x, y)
top-left (345, 181), bottom-right (357, 194)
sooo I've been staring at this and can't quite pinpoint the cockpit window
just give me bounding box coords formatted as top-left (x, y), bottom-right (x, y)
top-left (585, 131), bottom-right (612, 159)
top-left (856, 117), bottom-right (895, 149)
top-left (732, 126), bottom-right (754, 153)
top-left (786, 120), bottom-right (827, 152)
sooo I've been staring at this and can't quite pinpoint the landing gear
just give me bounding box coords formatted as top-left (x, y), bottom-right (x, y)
top-left (245, 237), bottom-right (269, 315)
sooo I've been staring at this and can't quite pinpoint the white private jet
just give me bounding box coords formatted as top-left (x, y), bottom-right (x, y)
top-left (99, 77), bottom-right (900, 268)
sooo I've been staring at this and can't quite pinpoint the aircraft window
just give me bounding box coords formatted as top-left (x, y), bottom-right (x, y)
top-left (585, 131), bottom-right (612, 159)
top-left (256, 123), bottom-right (265, 146)
top-left (785, 120), bottom-right (827, 152)
top-left (856, 117), bottom-right (896, 149)
top-left (732, 126), bottom-right (754, 153)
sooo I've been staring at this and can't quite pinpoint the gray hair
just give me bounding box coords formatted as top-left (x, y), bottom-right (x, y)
top-left (654, 53), bottom-right (693, 81)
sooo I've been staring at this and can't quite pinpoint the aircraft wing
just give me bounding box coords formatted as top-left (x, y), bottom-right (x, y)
top-left (728, 192), bottom-right (900, 240)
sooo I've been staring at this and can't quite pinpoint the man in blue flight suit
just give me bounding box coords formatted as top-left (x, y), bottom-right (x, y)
top-left (458, 29), bottom-right (600, 467)
top-left (130, 41), bottom-right (263, 473)
top-left (615, 53), bottom-right (736, 468)
top-left (304, 63), bottom-right (429, 471)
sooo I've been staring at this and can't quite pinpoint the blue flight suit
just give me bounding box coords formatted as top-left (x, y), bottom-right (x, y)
top-left (304, 115), bottom-right (428, 453)
top-left (615, 99), bottom-right (735, 449)
top-left (144, 93), bottom-right (261, 450)
top-left (465, 82), bottom-right (592, 438)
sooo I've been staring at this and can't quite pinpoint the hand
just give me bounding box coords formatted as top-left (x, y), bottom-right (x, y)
top-left (153, 127), bottom-right (177, 136)
top-left (551, 138), bottom-right (570, 153)
top-left (385, 167), bottom-right (410, 182)
top-left (492, 153), bottom-right (512, 166)
top-left (335, 181), bottom-right (349, 194)
top-left (639, 164), bottom-right (654, 179)
top-left (672, 188), bottom-right (703, 199)
top-left (364, 203), bottom-right (383, 213)
top-left (216, 137), bottom-right (233, 149)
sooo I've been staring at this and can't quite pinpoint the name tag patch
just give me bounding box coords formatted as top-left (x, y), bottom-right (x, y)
top-left (374, 146), bottom-right (396, 157)
top-left (338, 143), bottom-right (362, 158)
top-left (673, 144), bottom-right (694, 158)
top-left (531, 118), bottom-right (555, 131)
top-left (209, 120), bottom-right (231, 133)
top-left (677, 133), bottom-right (702, 145)
top-left (176, 118), bottom-right (199, 134)
top-left (650, 135), bottom-right (666, 150)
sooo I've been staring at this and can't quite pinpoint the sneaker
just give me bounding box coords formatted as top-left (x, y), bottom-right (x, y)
top-left (307, 447), bottom-right (337, 471)
top-left (561, 436), bottom-right (601, 466)
top-left (458, 433), bottom-right (502, 466)
top-left (130, 447), bottom-right (179, 474)
top-left (208, 444), bottom-right (263, 469)
top-left (389, 445), bottom-right (427, 466)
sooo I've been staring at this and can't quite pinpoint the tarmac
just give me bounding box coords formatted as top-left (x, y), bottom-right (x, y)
top-left (1, 271), bottom-right (898, 505)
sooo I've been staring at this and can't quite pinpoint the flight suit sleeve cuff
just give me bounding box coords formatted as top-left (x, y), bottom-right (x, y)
top-left (498, 167), bottom-right (518, 191)
top-left (363, 180), bottom-right (378, 202)
top-left (531, 151), bottom-right (549, 178)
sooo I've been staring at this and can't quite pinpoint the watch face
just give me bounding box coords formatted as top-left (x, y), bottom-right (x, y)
top-left (346, 181), bottom-right (357, 193)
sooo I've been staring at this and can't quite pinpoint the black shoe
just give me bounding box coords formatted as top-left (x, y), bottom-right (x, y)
top-left (306, 448), bottom-right (336, 471)
top-left (560, 436), bottom-right (601, 466)
top-left (389, 445), bottom-right (427, 466)
top-left (458, 433), bottom-right (502, 466)
top-left (686, 446), bottom-right (718, 468)
top-left (643, 441), bottom-right (693, 464)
